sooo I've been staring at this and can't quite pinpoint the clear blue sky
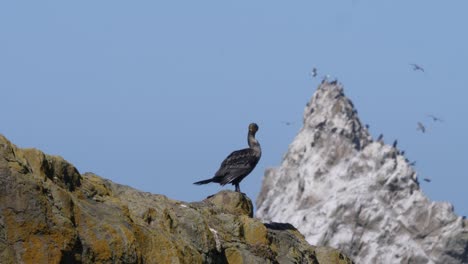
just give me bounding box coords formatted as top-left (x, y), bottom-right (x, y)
top-left (1, 1), bottom-right (467, 216)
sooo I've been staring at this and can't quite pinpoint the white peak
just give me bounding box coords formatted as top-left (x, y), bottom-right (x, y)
top-left (257, 81), bottom-right (468, 264)
top-left (302, 81), bottom-right (372, 153)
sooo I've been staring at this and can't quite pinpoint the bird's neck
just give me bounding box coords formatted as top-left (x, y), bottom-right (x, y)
top-left (248, 132), bottom-right (261, 154)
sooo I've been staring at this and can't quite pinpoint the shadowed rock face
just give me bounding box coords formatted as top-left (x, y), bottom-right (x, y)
top-left (0, 134), bottom-right (353, 264)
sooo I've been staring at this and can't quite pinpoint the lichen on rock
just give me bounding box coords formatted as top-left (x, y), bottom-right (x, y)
top-left (0, 134), bottom-right (353, 264)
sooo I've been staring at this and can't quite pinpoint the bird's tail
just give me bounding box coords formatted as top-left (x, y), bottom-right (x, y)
top-left (193, 179), bottom-right (212, 185)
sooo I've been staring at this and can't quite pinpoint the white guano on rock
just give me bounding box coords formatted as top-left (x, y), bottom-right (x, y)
top-left (256, 81), bottom-right (468, 264)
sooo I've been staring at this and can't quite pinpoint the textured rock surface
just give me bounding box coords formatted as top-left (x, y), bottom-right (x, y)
top-left (0, 134), bottom-right (353, 264)
top-left (256, 81), bottom-right (468, 264)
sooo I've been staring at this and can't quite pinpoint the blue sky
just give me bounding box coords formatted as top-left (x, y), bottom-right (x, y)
top-left (1, 1), bottom-right (467, 216)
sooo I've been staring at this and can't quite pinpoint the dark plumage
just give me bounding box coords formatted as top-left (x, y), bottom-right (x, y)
top-left (194, 123), bottom-right (261, 192)
top-left (417, 122), bottom-right (426, 133)
top-left (410, 63), bottom-right (425, 72)
top-left (311, 67), bottom-right (318, 78)
top-left (427, 114), bottom-right (444, 122)
top-left (377, 133), bottom-right (384, 142)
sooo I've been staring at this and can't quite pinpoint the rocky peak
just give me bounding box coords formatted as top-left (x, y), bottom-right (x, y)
top-left (257, 81), bottom-right (468, 264)
top-left (0, 134), bottom-right (353, 264)
top-left (303, 81), bottom-right (371, 151)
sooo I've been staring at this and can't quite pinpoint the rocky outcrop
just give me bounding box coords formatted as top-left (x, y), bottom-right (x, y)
top-left (256, 81), bottom-right (468, 264)
top-left (0, 134), bottom-right (353, 264)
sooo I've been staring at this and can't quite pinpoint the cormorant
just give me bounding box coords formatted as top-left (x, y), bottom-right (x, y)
top-left (194, 123), bottom-right (261, 192)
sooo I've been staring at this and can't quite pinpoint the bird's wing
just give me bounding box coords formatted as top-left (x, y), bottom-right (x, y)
top-left (410, 64), bottom-right (424, 71)
top-left (417, 122), bottom-right (425, 131)
top-left (214, 148), bottom-right (258, 185)
top-left (428, 114), bottom-right (444, 122)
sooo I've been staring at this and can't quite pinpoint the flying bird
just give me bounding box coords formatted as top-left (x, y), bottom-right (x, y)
top-left (423, 178), bottom-right (431, 183)
top-left (417, 122), bottom-right (426, 133)
top-left (427, 114), bottom-right (444, 122)
top-left (392, 140), bottom-right (398, 148)
top-left (410, 63), bottom-right (425, 72)
top-left (194, 123), bottom-right (261, 192)
top-left (311, 68), bottom-right (318, 78)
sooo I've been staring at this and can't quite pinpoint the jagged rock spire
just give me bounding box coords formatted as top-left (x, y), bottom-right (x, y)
top-left (303, 81), bottom-right (371, 152)
top-left (257, 81), bottom-right (468, 264)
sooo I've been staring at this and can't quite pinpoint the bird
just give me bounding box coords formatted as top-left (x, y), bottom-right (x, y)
top-left (194, 123), bottom-right (261, 192)
top-left (417, 122), bottom-right (426, 133)
top-left (311, 68), bottom-right (318, 78)
top-left (427, 114), bottom-right (444, 122)
top-left (392, 140), bottom-right (398, 148)
top-left (423, 178), bottom-right (431, 183)
top-left (410, 63), bottom-right (424, 72)
top-left (377, 133), bottom-right (384, 142)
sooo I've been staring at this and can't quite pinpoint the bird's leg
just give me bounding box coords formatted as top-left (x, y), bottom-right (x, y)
top-left (235, 183), bottom-right (240, 192)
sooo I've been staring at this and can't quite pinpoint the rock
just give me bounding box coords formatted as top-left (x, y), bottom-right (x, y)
top-left (205, 190), bottom-right (254, 217)
top-left (0, 134), bottom-right (353, 264)
top-left (256, 81), bottom-right (468, 264)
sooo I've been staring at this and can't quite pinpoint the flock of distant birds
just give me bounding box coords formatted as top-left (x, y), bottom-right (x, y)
top-left (279, 64), bottom-right (443, 184)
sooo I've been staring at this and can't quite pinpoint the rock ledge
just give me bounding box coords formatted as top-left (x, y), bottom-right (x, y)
top-left (0, 134), bottom-right (353, 264)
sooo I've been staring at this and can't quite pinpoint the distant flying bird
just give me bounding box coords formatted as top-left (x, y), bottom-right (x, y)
top-left (392, 140), bottom-right (398, 148)
top-left (423, 178), bottom-right (431, 183)
top-left (281, 121), bottom-right (295, 126)
top-left (410, 63), bottom-right (425, 72)
top-left (417, 122), bottom-right (426, 133)
top-left (427, 114), bottom-right (444, 122)
top-left (194, 123), bottom-right (261, 192)
top-left (311, 68), bottom-right (318, 78)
